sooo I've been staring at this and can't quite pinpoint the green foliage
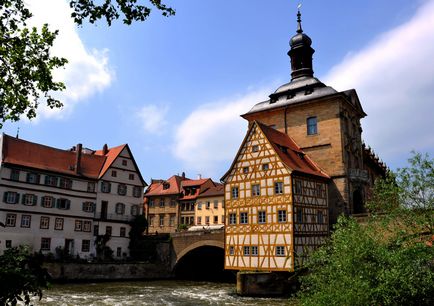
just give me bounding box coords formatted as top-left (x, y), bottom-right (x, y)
top-left (95, 234), bottom-right (113, 261)
top-left (0, 0), bottom-right (67, 128)
top-left (298, 152), bottom-right (434, 306)
top-left (69, 0), bottom-right (175, 26)
top-left (128, 215), bottom-right (149, 260)
top-left (0, 245), bottom-right (51, 306)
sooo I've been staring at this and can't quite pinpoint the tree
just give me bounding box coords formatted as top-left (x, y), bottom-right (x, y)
top-left (298, 152), bottom-right (434, 306)
top-left (0, 0), bottom-right (174, 127)
top-left (0, 246), bottom-right (51, 306)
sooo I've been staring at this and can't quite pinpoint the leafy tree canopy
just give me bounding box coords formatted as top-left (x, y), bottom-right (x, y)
top-left (0, 245), bottom-right (51, 306)
top-left (0, 0), bottom-right (175, 128)
top-left (298, 152), bottom-right (434, 306)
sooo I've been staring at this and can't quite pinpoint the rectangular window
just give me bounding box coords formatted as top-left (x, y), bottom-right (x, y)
top-left (44, 175), bottom-right (58, 187)
top-left (26, 172), bottom-right (40, 184)
top-left (242, 167), bottom-right (249, 174)
top-left (276, 246), bottom-right (285, 256)
top-left (214, 200), bottom-right (218, 209)
top-left (258, 211), bottom-right (266, 224)
top-left (205, 216), bottom-right (210, 225)
top-left (40, 238), bottom-right (51, 251)
top-left (159, 215), bottom-right (164, 227)
top-left (252, 184), bottom-right (260, 196)
top-left (229, 246), bottom-right (234, 255)
top-left (197, 216), bottom-right (201, 225)
top-left (170, 200), bottom-right (176, 207)
top-left (149, 215), bottom-right (155, 226)
top-left (133, 186), bottom-right (142, 198)
top-left (169, 215), bottom-right (175, 226)
top-left (59, 177), bottom-right (72, 189)
top-left (159, 199), bottom-right (165, 207)
top-left (251, 246), bottom-right (258, 256)
top-left (75, 220), bottom-right (83, 231)
top-left (115, 203), bottom-right (125, 215)
top-left (307, 116), bottom-right (318, 135)
top-left (316, 183), bottom-right (323, 197)
top-left (10, 169), bottom-right (20, 181)
top-left (5, 214), bottom-right (16, 227)
top-left (252, 145), bottom-right (259, 152)
top-left (122, 160), bottom-right (128, 166)
top-left (129, 174), bottom-right (135, 180)
top-left (56, 198), bottom-right (71, 210)
top-left (111, 170), bottom-right (117, 177)
top-left (231, 187), bottom-right (239, 199)
top-left (206, 202), bottom-right (210, 209)
top-left (294, 180), bottom-right (302, 195)
top-left (40, 216), bottom-right (50, 229)
top-left (82, 202), bottom-right (95, 213)
top-left (317, 210), bottom-right (324, 224)
top-left (131, 205), bottom-right (139, 216)
top-left (41, 196), bottom-right (54, 208)
top-left (20, 215), bottom-right (31, 228)
top-left (101, 181), bottom-right (111, 193)
top-left (197, 202), bottom-right (202, 210)
top-left (243, 246), bottom-right (250, 256)
top-left (149, 199), bottom-right (155, 208)
top-left (275, 182), bottom-right (283, 195)
top-left (4, 191), bottom-right (19, 204)
top-left (229, 213), bottom-right (237, 225)
top-left (214, 216), bottom-right (218, 224)
top-left (296, 208), bottom-right (303, 223)
top-left (117, 247), bottom-right (122, 257)
top-left (106, 226), bottom-right (112, 236)
top-left (22, 194), bottom-right (37, 206)
top-left (54, 218), bottom-right (64, 230)
top-left (118, 184), bottom-right (127, 196)
top-left (240, 212), bottom-right (248, 224)
top-left (83, 221), bottom-right (91, 232)
top-left (278, 210), bottom-right (287, 223)
top-left (87, 182), bottom-right (96, 192)
top-left (120, 227), bottom-right (126, 237)
top-left (81, 240), bottom-right (90, 252)
top-left (262, 163), bottom-right (269, 171)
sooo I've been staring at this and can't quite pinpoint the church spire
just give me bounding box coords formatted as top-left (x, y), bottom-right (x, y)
top-left (288, 8), bottom-right (315, 80)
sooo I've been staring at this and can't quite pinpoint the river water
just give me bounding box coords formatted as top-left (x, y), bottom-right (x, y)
top-left (35, 280), bottom-right (295, 305)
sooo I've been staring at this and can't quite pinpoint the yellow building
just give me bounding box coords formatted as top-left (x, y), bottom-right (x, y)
top-left (195, 185), bottom-right (225, 227)
top-left (222, 122), bottom-right (329, 271)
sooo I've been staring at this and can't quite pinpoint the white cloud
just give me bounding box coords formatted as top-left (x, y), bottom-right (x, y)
top-left (137, 104), bottom-right (169, 134)
top-left (172, 88), bottom-right (273, 177)
top-left (26, 0), bottom-right (113, 120)
top-left (324, 0), bottom-right (434, 167)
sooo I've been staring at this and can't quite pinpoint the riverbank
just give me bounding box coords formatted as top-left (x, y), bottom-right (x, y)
top-left (44, 262), bottom-right (173, 282)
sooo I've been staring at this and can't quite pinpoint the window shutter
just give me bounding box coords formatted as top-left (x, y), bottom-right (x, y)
top-left (3, 192), bottom-right (7, 202)
top-left (81, 202), bottom-right (85, 211)
top-left (21, 194), bottom-right (26, 204)
top-left (56, 199), bottom-right (60, 208)
top-left (108, 183), bottom-right (111, 193)
top-left (44, 176), bottom-right (49, 185)
top-left (32, 195), bottom-right (37, 206)
top-left (92, 202), bottom-right (96, 212)
top-left (66, 200), bottom-right (71, 210)
top-left (36, 174), bottom-right (40, 184)
top-left (15, 193), bottom-right (20, 204)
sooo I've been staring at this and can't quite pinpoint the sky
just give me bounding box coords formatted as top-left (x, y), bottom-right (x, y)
top-left (2, 0), bottom-right (434, 183)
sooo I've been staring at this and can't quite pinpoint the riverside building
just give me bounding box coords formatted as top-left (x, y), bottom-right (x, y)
top-left (0, 134), bottom-right (146, 259)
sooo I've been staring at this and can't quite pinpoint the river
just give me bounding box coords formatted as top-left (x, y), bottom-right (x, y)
top-left (35, 280), bottom-right (295, 305)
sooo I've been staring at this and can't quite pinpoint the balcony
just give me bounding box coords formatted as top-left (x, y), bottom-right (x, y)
top-left (94, 212), bottom-right (134, 222)
top-left (348, 168), bottom-right (369, 183)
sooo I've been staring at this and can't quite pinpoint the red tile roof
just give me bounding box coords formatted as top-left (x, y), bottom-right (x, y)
top-left (144, 175), bottom-right (187, 196)
top-left (197, 184), bottom-right (224, 198)
top-left (181, 178), bottom-right (210, 187)
top-left (257, 122), bottom-right (329, 179)
top-left (95, 144), bottom-right (126, 179)
top-left (1, 134), bottom-right (105, 178)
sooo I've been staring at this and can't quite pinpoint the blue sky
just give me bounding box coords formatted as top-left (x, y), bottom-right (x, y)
top-left (3, 0), bottom-right (434, 183)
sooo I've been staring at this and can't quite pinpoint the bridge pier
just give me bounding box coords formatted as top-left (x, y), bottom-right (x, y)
top-left (236, 271), bottom-right (295, 296)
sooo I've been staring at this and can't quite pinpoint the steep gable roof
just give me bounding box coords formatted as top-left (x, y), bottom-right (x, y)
top-left (144, 175), bottom-right (187, 196)
top-left (1, 134), bottom-right (105, 179)
top-left (221, 121), bottom-right (329, 181)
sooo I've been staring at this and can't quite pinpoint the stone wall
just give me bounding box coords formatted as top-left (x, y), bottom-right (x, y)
top-left (44, 262), bottom-right (173, 281)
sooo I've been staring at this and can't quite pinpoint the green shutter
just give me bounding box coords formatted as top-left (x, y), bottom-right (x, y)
top-left (108, 183), bottom-right (111, 193)
top-left (32, 195), bottom-right (37, 206)
top-left (15, 193), bottom-right (20, 204)
top-left (55, 199), bottom-right (60, 208)
top-left (21, 194), bottom-right (26, 204)
top-left (3, 192), bottom-right (7, 202)
top-left (66, 200), bottom-right (71, 210)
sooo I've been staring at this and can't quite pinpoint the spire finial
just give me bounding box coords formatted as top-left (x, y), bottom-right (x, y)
top-left (16, 127), bottom-right (20, 139)
top-left (297, 4), bottom-right (303, 33)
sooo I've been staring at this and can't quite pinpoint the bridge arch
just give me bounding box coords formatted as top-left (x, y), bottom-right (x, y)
top-left (175, 239), bottom-right (224, 265)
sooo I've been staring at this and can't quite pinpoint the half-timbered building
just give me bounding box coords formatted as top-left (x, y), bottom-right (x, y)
top-left (222, 121), bottom-right (329, 271)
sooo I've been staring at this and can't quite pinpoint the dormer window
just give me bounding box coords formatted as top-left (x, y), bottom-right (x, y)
top-left (162, 182), bottom-right (170, 190)
top-left (307, 116), bottom-right (317, 135)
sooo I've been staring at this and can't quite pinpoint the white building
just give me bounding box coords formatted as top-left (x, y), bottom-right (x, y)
top-left (0, 134), bottom-right (146, 259)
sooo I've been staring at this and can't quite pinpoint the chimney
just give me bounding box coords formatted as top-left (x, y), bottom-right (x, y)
top-left (198, 174), bottom-right (202, 179)
top-left (182, 172), bottom-right (185, 179)
top-left (75, 143), bottom-right (82, 174)
top-left (102, 144), bottom-right (108, 155)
